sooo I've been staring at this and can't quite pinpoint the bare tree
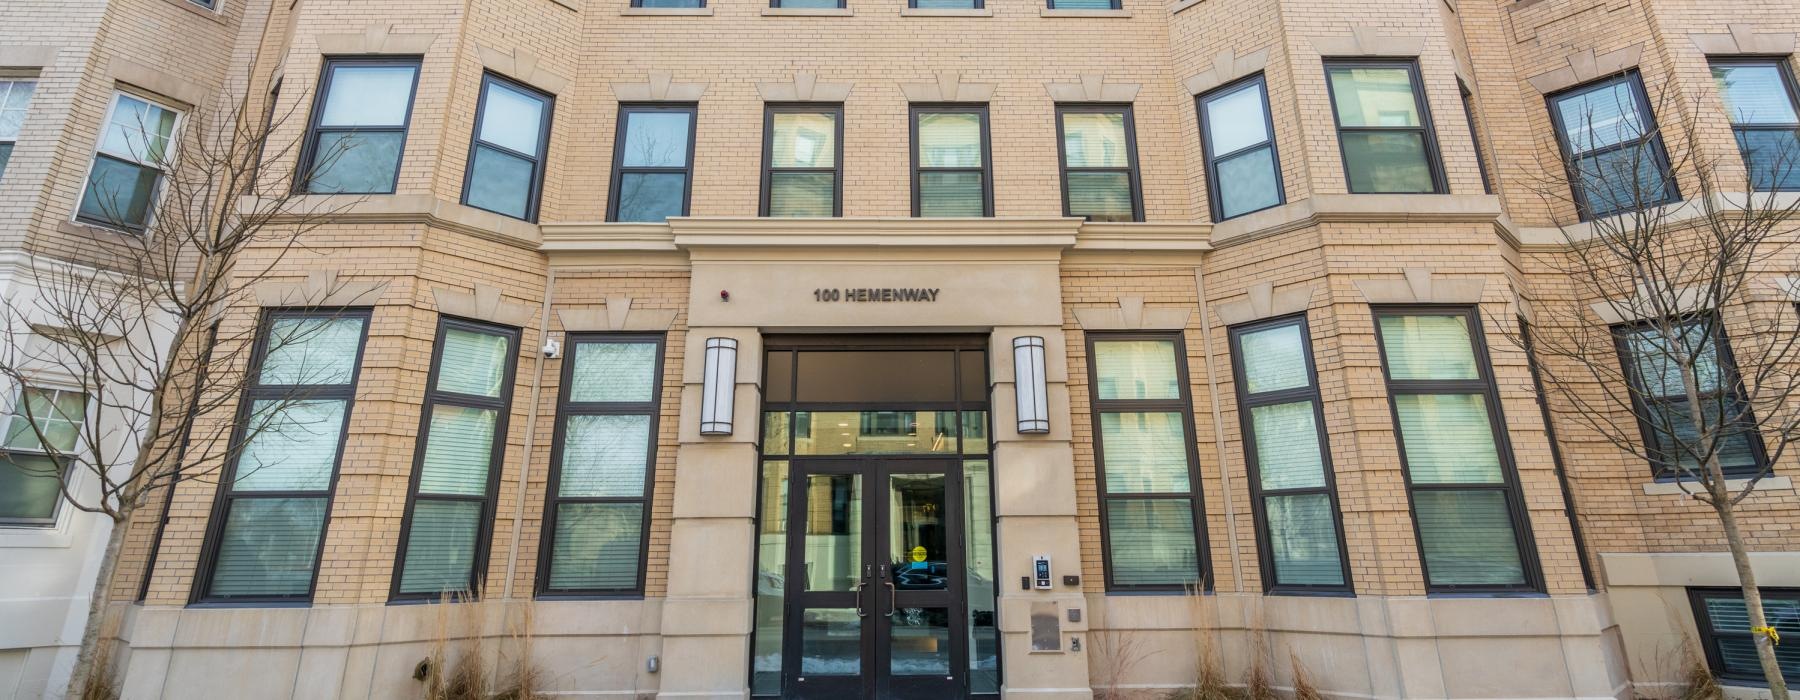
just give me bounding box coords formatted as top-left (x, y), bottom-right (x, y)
top-left (1516, 71), bottom-right (1800, 697)
top-left (0, 85), bottom-right (368, 697)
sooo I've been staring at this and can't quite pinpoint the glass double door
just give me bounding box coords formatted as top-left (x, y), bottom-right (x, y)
top-left (783, 458), bottom-right (966, 699)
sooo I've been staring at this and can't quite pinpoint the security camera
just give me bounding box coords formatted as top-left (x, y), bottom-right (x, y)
top-left (542, 337), bottom-right (561, 358)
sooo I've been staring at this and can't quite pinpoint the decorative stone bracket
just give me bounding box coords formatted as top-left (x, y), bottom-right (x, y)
top-left (254, 270), bottom-right (389, 307)
top-left (1044, 74), bottom-right (1139, 103)
top-left (899, 72), bottom-right (996, 103)
top-left (1353, 268), bottom-right (1485, 305)
top-left (612, 70), bottom-right (707, 102)
top-left (1073, 296), bottom-right (1190, 330)
top-left (1526, 45), bottom-right (1642, 95)
top-left (477, 44), bottom-right (570, 95)
top-left (1309, 26), bottom-right (1426, 58)
top-left (433, 284), bottom-right (536, 328)
top-left (1184, 48), bottom-right (1269, 97)
top-left (756, 72), bottom-right (853, 102)
top-left (557, 296), bottom-right (677, 332)
top-left (1215, 282), bottom-right (1316, 326)
top-left (1690, 25), bottom-right (1797, 56)
top-left (1586, 284), bottom-right (1710, 325)
top-left (316, 24), bottom-right (438, 55)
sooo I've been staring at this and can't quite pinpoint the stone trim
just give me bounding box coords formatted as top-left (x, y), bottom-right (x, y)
top-left (1184, 48), bottom-right (1269, 96)
top-left (1587, 285), bottom-right (1709, 325)
top-left (315, 24), bottom-right (438, 55)
top-left (1526, 45), bottom-right (1642, 95)
top-left (621, 6), bottom-right (712, 14)
top-left (1601, 551), bottom-right (1800, 588)
top-left (254, 270), bottom-right (388, 307)
top-left (239, 194), bottom-right (542, 250)
top-left (557, 297), bottom-right (678, 332)
top-left (1044, 74), bottom-right (1139, 103)
top-left (898, 71), bottom-right (996, 103)
top-left (0, 45), bottom-right (61, 69)
top-left (1211, 193), bottom-right (1504, 246)
top-left (610, 70), bottom-right (706, 102)
top-left (900, 7), bottom-right (990, 16)
top-left (1215, 282), bottom-right (1316, 326)
top-left (1689, 24), bottom-right (1797, 56)
top-left (1072, 296), bottom-right (1191, 330)
top-left (1642, 476), bottom-right (1792, 497)
top-left (1353, 268), bottom-right (1485, 305)
top-left (762, 6), bottom-right (854, 15)
top-left (475, 44), bottom-right (570, 95)
top-left (1040, 8), bottom-right (1131, 17)
top-left (433, 283), bottom-right (537, 328)
top-left (107, 58), bottom-right (210, 108)
top-left (755, 72), bottom-right (852, 102)
top-left (1308, 26), bottom-right (1427, 58)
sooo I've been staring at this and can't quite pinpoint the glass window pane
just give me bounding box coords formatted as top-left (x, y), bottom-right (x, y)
top-left (795, 350), bottom-right (956, 403)
top-left (752, 460), bottom-right (788, 696)
top-left (771, 112), bottom-right (837, 168)
top-left (890, 607), bottom-right (952, 676)
top-left (548, 502), bottom-right (643, 590)
top-left (1205, 82), bottom-right (1271, 155)
top-left (1238, 323), bottom-right (1308, 394)
top-left (768, 172), bottom-right (836, 217)
top-left (616, 172), bottom-right (687, 222)
top-left (792, 411), bottom-right (959, 455)
top-left (1051, 0), bottom-right (1115, 7)
top-left (1624, 324), bottom-right (1723, 397)
top-left (917, 112), bottom-right (982, 168)
top-left (1328, 66), bottom-right (1421, 127)
top-left (101, 95), bottom-right (176, 164)
top-left (0, 80), bottom-right (36, 140)
top-left (396, 499), bottom-right (482, 594)
top-left (260, 316), bottom-right (366, 386)
top-left (1395, 394), bottom-right (1503, 484)
top-left (1413, 489), bottom-right (1525, 587)
top-left (1216, 145), bottom-right (1282, 219)
top-left (961, 410), bottom-right (988, 456)
top-left (477, 81), bottom-right (546, 156)
top-left (1265, 493), bottom-right (1344, 586)
top-left (889, 474), bottom-right (949, 593)
top-left (5, 388), bottom-right (86, 453)
top-left (1341, 131), bottom-right (1434, 193)
top-left (621, 111), bottom-right (692, 168)
top-left (1061, 112), bottom-right (1129, 168)
top-left (913, 0), bottom-right (976, 6)
top-left (569, 342), bottom-right (658, 403)
top-left (1714, 64), bottom-right (1800, 125)
top-left (1702, 596), bottom-right (1800, 678)
top-left (0, 143), bottom-right (13, 181)
top-left (78, 156), bottom-right (158, 228)
top-left (803, 473), bottom-right (862, 591)
top-left (1379, 314), bottom-right (1478, 380)
top-left (1738, 129), bottom-right (1800, 191)
top-left (1066, 171), bottom-right (1134, 221)
top-left (1643, 399), bottom-right (1761, 476)
top-left (761, 410), bottom-right (791, 455)
top-left (1572, 143), bottom-right (1672, 216)
top-left (1093, 340), bottom-right (1180, 400)
top-left (800, 608), bottom-right (861, 675)
top-left (206, 497), bottom-right (327, 597)
top-left (1105, 498), bottom-right (1199, 586)
top-left (1099, 412), bottom-right (1191, 493)
top-left (1553, 80), bottom-right (1648, 154)
top-left (416, 406), bottom-right (498, 496)
top-left (0, 454), bottom-right (62, 521)
top-left (637, 0), bottom-right (703, 6)
top-left (1251, 402), bottom-right (1326, 490)
top-left (320, 65), bottom-right (417, 127)
top-left (918, 171), bottom-right (985, 217)
top-left (962, 459), bottom-right (999, 693)
top-left (465, 144), bottom-right (534, 219)
top-left (306, 130), bottom-right (403, 194)
top-left (436, 328), bottom-right (511, 398)
top-left (558, 414), bottom-right (650, 497)
top-left (234, 399), bottom-right (348, 491)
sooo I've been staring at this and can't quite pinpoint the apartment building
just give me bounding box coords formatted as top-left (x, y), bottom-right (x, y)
top-left (2, 0), bottom-right (1798, 697)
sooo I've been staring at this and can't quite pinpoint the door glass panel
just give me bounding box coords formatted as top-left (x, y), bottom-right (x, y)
top-left (753, 460), bottom-right (788, 696)
top-left (963, 459), bottom-right (999, 693)
top-left (889, 473), bottom-right (949, 591)
top-left (803, 473), bottom-right (862, 591)
top-left (793, 411), bottom-right (959, 455)
top-left (800, 608), bottom-right (862, 676)
top-left (890, 607), bottom-right (952, 676)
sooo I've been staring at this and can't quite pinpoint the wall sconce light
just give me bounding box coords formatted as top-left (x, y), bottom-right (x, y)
top-left (701, 337), bottom-right (738, 436)
top-left (1013, 336), bottom-right (1049, 434)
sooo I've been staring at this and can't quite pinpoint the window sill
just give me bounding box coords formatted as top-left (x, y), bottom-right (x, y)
top-left (901, 6), bottom-right (991, 15)
top-left (1040, 7), bottom-right (1130, 16)
top-left (1642, 475), bottom-right (1791, 496)
top-left (621, 6), bottom-right (712, 14)
top-left (157, 0), bottom-right (227, 24)
top-left (762, 6), bottom-right (852, 14)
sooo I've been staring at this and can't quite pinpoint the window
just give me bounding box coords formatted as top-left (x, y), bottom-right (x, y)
top-left (1087, 334), bottom-right (1206, 590)
top-left (195, 310), bottom-right (370, 602)
top-left (1614, 317), bottom-right (1767, 479)
top-left (1459, 79), bottom-right (1494, 195)
top-left (77, 92), bottom-right (180, 231)
top-left (189, 0), bottom-right (217, 8)
top-left (761, 105), bottom-right (842, 217)
top-left (1325, 61), bottom-right (1444, 194)
top-left (1519, 319), bottom-right (1597, 591)
top-left (1198, 75), bottom-right (1284, 221)
top-left (1712, 60), bottom-right (1800, 191)
top-left (771, 0), bottom-right (843, 9)
top-left (634, 0), bottom-right (702, 7)
top-left (609, 104), bottom-right (695, 223)
top-left (1228, 316), bottom-right (1350, 592)
top-left (912, 105), bottom-right (991, 217)
top-left (1547, 72), bottom-right (1678, 218)
top-left (1689, 588), bottom-right (1800, 683)
top-left (1373, 308), bottom-right (1538, 592)
top-left (911, 0), bottom-right (979, 8)
top-left (0, 387), bottom-right (86, 526)
top-left (391, 319), bottom-right (520, 600)
top-left (539, 335), bottom-right (664, 596)
top-left (463, 74), bottom-right (552, 221)
top-left (0, 79), bottom-right (37, 182)
top-left (1047, 0), bottom-right (1119, 8)
top-left (1057, 105), bottom-right (1142, 222)
top-left (299, 58), bottom-right (420, 194)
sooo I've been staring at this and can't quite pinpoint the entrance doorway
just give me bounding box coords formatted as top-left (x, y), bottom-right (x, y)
top-left (752, 339), bottom-right (1000, 699)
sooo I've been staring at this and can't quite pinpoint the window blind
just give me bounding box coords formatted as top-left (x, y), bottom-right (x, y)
top-left (1090, 333), bottom-right (1203, 590)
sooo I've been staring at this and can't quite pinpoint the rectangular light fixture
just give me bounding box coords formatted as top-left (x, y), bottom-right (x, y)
top-left (701, 337), bottom-right (737, 435)
top-left (1013, 336), bottom-right (1049, 434)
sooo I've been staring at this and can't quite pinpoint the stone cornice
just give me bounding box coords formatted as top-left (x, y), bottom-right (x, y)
top-left (1210, 194), bottom-right (1505, 248)
top-left (240, 194), bottom-right (542, 251)
top-left (540, 218), bottom-right (1212, 262)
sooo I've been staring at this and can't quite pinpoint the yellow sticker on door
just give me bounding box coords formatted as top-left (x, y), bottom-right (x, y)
top-left (911, 546), bottom-right (928, 563)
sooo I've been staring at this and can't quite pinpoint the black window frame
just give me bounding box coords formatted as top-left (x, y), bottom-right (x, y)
top-left (1226, 314), bottom-right (1353, 595)
top-left (1458, 78), bottom-right (1494, 195)
top-left (770, 0), bottom-right (847, 10)
top-left (1611, 315), bottom-right (1770, 481)
top-left (1054, 103), bottom-right (1144, 222)
top-left (1518, 318), bottom-right (1598, 591)
top-left (191, 307), bottom-right (373, 605)
top-left (910, 103), bottom-right (993, 218)
top-left (295, 56), bottom-right (423, 196)
top-left (908, 0), bottom-right (982, 8)
top-left (1689, 587), bottom-right (1800, 684)
top-left (1371, 305), bottom-right (1543, 594)
top-left (389, 316), bottom-right (522, 602)
top-left (1086, 331), bottom-right (1210, 593)
top-left (536, 332), bottom-right (666, 598)
top-left (1710, 57), bottom-right (1800, 192)
top-left (1197, 73), bottom-right (1286, 222)
top-left (1323, 59), bottom-right (1448, 195)
top-left (607, 103), bottom-right (697, 223)
top-left (460, 72), bottom-right (554, 222)
top-left (1045, 0), bottom-right (1121, 9)
top-left (633, 0), bottom-right (705, 7)
top-left (760, 103), bottom-right (844, 217)
top-left (1544, 70), bottom-right (1680, 220)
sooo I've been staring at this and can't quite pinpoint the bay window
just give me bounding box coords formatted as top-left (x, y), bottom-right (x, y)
top-left (0, 79), bottom-right (36, 181)
top-left (1199, 74), bottom-right (1284, 221)
top-left (300, 58), bottom-right (420, 194)
top-left (78, 92), bottom-right (180, 231)
top-left (1547, 72), bottom-right (1678, 218)
top-left (1325, 61), bottom-right (1444, 194)
top-left (1712, 60), bottom-right (1800, 191)
top-left (463, 74), bottom-right (552, 221)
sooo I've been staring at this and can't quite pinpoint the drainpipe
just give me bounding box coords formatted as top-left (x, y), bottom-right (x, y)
top-left (504, 269), bottom-right (555, 599)
top-left (1191, 265), bottom-right (1245, 591)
